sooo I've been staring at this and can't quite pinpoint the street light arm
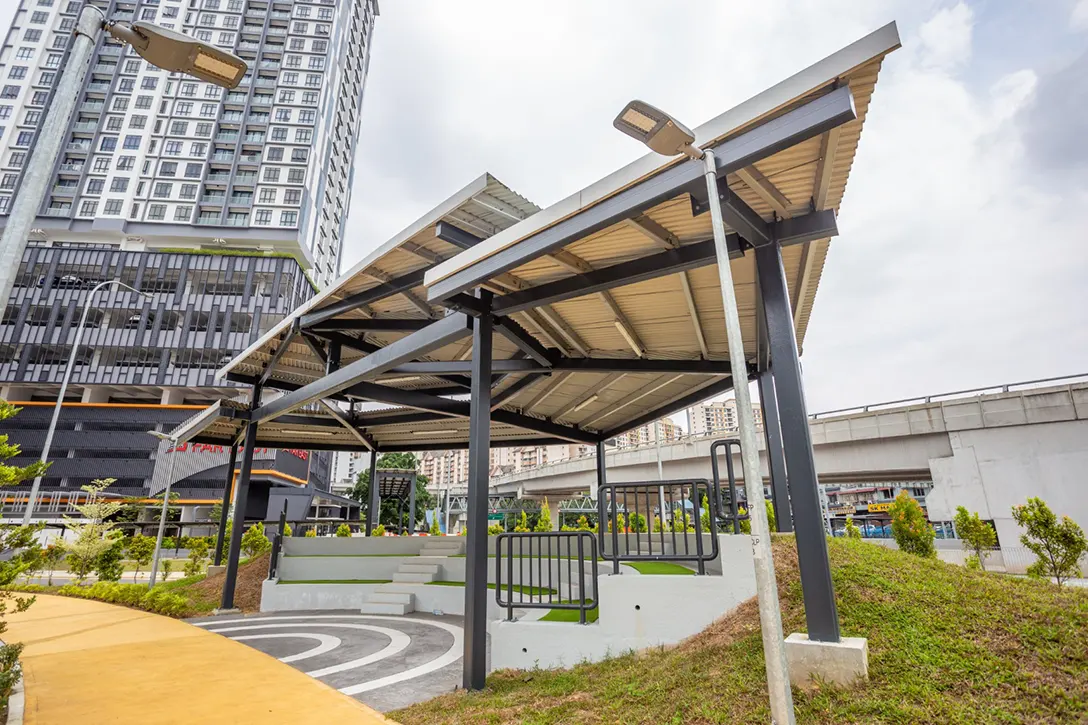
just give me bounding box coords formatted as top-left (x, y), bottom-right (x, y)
top-left (104, 22), bottom-right (150, 52)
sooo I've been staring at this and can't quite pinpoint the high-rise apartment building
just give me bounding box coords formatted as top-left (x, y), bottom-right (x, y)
top-left (611, 419), bottom-right (684, 449)
top-left (687, 399), bottom-right (763, 438)
top-left (0, 0), bottom-right (377, 521)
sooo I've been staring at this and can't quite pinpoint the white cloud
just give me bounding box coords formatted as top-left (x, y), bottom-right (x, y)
top-left (1072, 0), bottom-right (1088, 30)
top-left (915, 2), bottom-right (974, 70)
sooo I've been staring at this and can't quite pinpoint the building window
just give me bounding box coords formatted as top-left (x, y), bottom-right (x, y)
top-left (123, 135), bottom-right (141, 150)
top-left (103, 199), bottom-right (122, 215)
top-left (263, 168), bottom-right (280, 182)
top-left (271, 128), bottom-right (287, 141)
top-left (280, 210), bottom-right (297, 226)
top-left (180, 184), bottom-right (197, 199)
top-left (279, 90), bottom-right (295, 103)
top-left (174, 205), bottom-right (192, 221)
top-left (129, 115), bottom-right (146, 129)
top-left (291, 149), bottom-right (307, 163)
top-left (170, 121), bottom-right (188, 135)
top-left (298, 110), bottom-right (315, 124)
top-left (200, 103), bottom-right (216, 118)
top-left (106, 117), bottom-right (123, 131)
top-left (294, 129), bottom-right (312, 143)
top-left (79, 200), bottom-right (98, 215)
top-left (160, 162), bottom-right (177, 176)
top-left (196, 123), bottom-right (213, 136)
top-left (14, 132), bottom-right (33, 147)
top-left (258, 188), bottom-right (276, 203)
top-left (92, 157), bottom-right (110, 172)
top-left (175, 102), bottom-right (193, 115)
top-left (85, 178), bottom-right (104, 194)
top-left (275, 109), bottom-right (291, 122)
top-left (283, 72), bottom-right (298, 85)
top-left (109, 178), bottom-right (129, 192)
top-left (140, 77), bottom-right (158, 90)
top-left (284, 189), bottom-right (301, 204)
top-left (153, 182), bottom-right (172, 198)
top-left (135, 95), bottom-right (152, 109)
top-left (116, 156), bottom-right (135, 170)
top-left (267, 148), bottom-right (283, 162)
top-left (147, 204), bottom-right (166, 220)
top-left (164, 141), bottom-right (183, 155)
top-left (184, 163), bottom-right (202, 179)
top-left (254, 209), bottom-right (271, 225)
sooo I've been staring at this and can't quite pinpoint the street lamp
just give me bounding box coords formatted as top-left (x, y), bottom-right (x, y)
top-left (146, 430), bottom-right (181, 588)
top-left (615, 100), bottom-right (796, 725)
top-left (0, 6), bottom-right (248, 319)
top-left (22, 280), bottom-right (149, 525)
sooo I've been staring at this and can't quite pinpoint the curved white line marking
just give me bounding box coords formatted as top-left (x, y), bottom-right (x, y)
top-left (198, 615), bottom-right (465, 695)
top-left (205, 622), bottom-right (410, 677)
top-left (230, 632), bottom-right (342, 664)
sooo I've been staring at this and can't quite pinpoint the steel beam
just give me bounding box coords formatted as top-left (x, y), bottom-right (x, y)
top-left (252, 313), bottom-right (472, 424)
top-left (212, 442), bottom-right (238, 567)
top-left (221, 389), bottom-right (260, 611)
top-left (553, 358), bottom-right (732, 375)
top-left (258, 324), bottom-right (299, 386)
top-left (436, 221), bottom-right (484, 250)
top-left (320, 400), bottom-right (376, 451)
top-left (428, 86), bottom-right (857, 303)
top-left (383, 437), bottom-right (571, 452)
top-left (678, 272), bottom-right (709, 359)
top-left (310, 318), bottom-right (434, 332)
top-left (365, 451), bottom-right (379, 536)
top-left (594, 440), bottom-right (606, 502)
top-left (356, 410), bottom-right (448, 428)
top-left (463, 291), bottom-right (492, 691)
top-left (383, 359), bottom-right (543, 375)
top-left (493, 316), bottom-right (556, 366)
top-left (736, 166), bottom-right (791, 217)
top-left (602, 375), bottom-right (735, 439)
top-left (758, 370), bottom-right (791, 533)
top-left (490, 373), bottom-right (547, 410)
top-left (756, 241), bottom-right (839, 641)
top-left (301, 268), bottom-right (427, 328)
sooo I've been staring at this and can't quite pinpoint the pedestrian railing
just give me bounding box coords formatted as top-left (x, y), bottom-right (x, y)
top-left (495, 531), bottom-right (599, 624)
top-left (709, 438), bottom-right (749, 534)
top-left (267, 502), bottom-right (288, 580)
top-left (597, 479), bottom-right (720, 574)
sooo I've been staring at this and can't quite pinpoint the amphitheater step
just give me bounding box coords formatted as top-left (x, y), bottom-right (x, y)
top-left (359, 601), bottom-right (410, 615)
top-left (393, 571), bottom-right (435, 583)
top-left (400, 563), bottom-right (440, 575)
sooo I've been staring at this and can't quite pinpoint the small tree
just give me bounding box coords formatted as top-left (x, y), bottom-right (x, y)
top-left (535, 499), bottom-right (552, 532)
top-left (738, 500), bottom-right (776, 535)
top-left (513, 510), bottom-right (531, 533)
top-left (1012, 498), bottom-right (1087, 586)
top-left (94, 535), bottom-right (125, 581)
top-left (184, 537), bottom-right (210, 577)
top-left (652, 516), bottom-right (666, 533)
top-left (700, 494), bottom-right (712, 532)
top-left (628, 512), bottom-right (648, 533)
top-left (42, 543), bottom-right (65, 586)
top-left (429, 517), bottom-right (441, 536)
top-left (607, 512), bottom-right (626, 533)
top-left (844, 516), bottom-right (862, 540)
top-left (161, 559), bottom-right (173, 580)
top-left (576, 515), bottom-right (595, 533)
top-left (126, 534), bottom-right (155, 580)
top-left (487, 523), bottom-right (503, 535)
top-left (335, 523), bottom-right (352, 538)
top-left (889, 491), bottom-right (936, 558)
top-left (304, 528), bottom-right (317, 538)
top-left (372, 524), bottom-right (385, 537)
top-left (766, 499), bottom-right (777, 533)
top-left (64, 478), bottom-right (125, 582)
top-left (241, 523), bottom-right (272, 557)
top-left (953, 506), bottom-right (997, 571)
top-left (283, 522), bottom-right (293, 538)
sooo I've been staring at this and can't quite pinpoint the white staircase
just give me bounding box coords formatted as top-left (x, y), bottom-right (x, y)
top-left (358, 541), bottom-right (464, 615)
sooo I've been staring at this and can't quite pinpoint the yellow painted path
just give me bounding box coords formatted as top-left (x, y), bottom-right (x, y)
top-left (7, 594), bottom-right (397, 724)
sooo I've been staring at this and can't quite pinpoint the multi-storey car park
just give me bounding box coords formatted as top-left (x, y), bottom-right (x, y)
top-left (0, 0), bottom-right (378, 526)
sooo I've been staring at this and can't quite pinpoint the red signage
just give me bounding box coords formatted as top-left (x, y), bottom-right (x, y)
top-left (166, 443), bottom-right (309, 461)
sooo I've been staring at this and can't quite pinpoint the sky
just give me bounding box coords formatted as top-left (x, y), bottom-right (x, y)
top-left (3, 1), bottom-right (1085, 418)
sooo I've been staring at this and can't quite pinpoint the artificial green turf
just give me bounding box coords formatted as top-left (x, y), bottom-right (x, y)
top-left (394, 538), bottom-right (1088, 725)
top-left (625, 561), bottom-right (695, 575)
top-left (282, 553), bottom-right (418, 558)
top-left (426, 581), bottom-right (557, 596)
top-left (278, 579), bottom-right (392, 585)
top-left (539, 605), bottom-right (600, 624)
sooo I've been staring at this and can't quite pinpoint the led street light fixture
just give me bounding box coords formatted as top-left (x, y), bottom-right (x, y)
top-left (107, 21), bottom-right (248, 89)
top-left (613, 100), bottom-right (702, 159)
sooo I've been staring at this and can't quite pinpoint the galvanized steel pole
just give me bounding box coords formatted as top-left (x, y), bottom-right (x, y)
top-left (703, 149), bottom-right (795, 725)
top-left (148, 436), bottom-right (180, 588)
top-left (0, 6), bottom-right (105, 312)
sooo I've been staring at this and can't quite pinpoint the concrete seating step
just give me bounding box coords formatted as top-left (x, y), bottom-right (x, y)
top-left (399, 563), bottom-right (440, 575)
top-left (368, 591), bottom-right (413, 606)
top-left (393, 572), bottom-right (435, 583)
top-left (359, 601), bottom-right (410, 615)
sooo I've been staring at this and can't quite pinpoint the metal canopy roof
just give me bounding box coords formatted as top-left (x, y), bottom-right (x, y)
top-left (374, 469), bottom-right (416, 499)
top-left (212, 24), bottom-right (900, 452)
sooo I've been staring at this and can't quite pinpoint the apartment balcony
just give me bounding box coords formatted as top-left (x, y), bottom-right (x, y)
top-left (66, 143), bottom-right (92, 154)
top-left (205, 172), bottom-right (231, 183)
top-left (221, 112), bottom-right (244, 122)
top-left (58, 163), bottom-right (84, 174)
top-left (229, 196), bottom-right (254, 207)
top-left (51, 185), bottom-right (78, 197)
top-left (233, 173), bottom-right (257, 185)
top-left (211, 152), bottom-right (236, 162)
top-left (44, 208), bottom-right (71, 217)
top-left (99, 45), bottom-right (121, 56)
top-left (80, 102), bottom-right (104, 113)
top-left (237, 154), bottom-right (261, 166)
top-left (113, 11), bottom-right (134, 21)
top-left (236, 77), bottom-right (251, 87)
top-left (250, 97), bottom-right (272, 107)
top-left (86, 81), bottom-right (111, 93)
top-left (215, 133), bottom-right (240, 143)
top-left (71, 122), bottom-right (98, 133)
top-left (270, 11), bottom-right (291, 19)
top-left (243, 134), bottom-right (265, 144)
top-left (246, 9), bottom-right (267, 19)
top-left (224, 217), bottom-right (249, 227)
top-left (90, 64), bottom-right (117, 75)
top-left (254, 79), bottom-right (275, 88)
top-left (266, 27), bottom-right (286, 36)
top-left (201, 195), bottom-right (227, 205)
top-left (246, 115), bottom-right (270, 126)
top-left (239, 41), bottom-right (260, 51)
top-left (259, 61), bottom-right (280, 70)
top-left (194, 217), bottom-right (222, 226)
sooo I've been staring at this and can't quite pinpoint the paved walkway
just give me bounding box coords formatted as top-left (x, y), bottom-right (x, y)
top-left (190, 611), bottom-right (470, 712)
top-left (6, 595), bottom-right (395, 724)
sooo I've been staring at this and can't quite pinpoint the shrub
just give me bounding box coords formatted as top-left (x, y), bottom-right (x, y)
top-left (304, 528), bottom-right (317, 538)
top-left (184, 538), bottom-right (210, 578)
top-left (628, 512), bottom-right (647, 533)
top-left (845, 516), bottom-right (862, 540)
top-left (242, 523), bottom-right (272, 556)
top-left (738, 500), bottom-right (776, 535)
top-left (607, 513), bottom-right (626, 533)
top-left (575, 515), bottom-right (596, 533)
top-left (335, 523), bottom-right (352, 538)
top-left (701, 494), bottom-right (712, 532)
top-left (513, 511), bottom-right (531, 533)
top-left (487, 523), bottom-right (503, 536)
top-left (161, 559), bottom-right (173, 580)
top-left (372, 524), bottom-right (385, 537)
top-left (42, 543), bottom-right (65, 586)
top-left (55, 582), bottom-right (192, 618)
top-left (283, 523), bottom-right (293, 538)
top-left (458, 527), bottom-right (466, 537)
top-left (430, 518), bottom-right (441, 536)
top-left (1011, 497), bottom-right (1087, 586)
top-left (889, 491), bottom-right (936, 558)
top-left (125, 534), bottom-right (155, 579)
top-left (94, 537), bottom-right (125, 582)
top-left (953, 506), bottom-right (997, 571)
top-left (652, 516), bottom-right (666, 533)
top-left (218, 521), bottom-right (232, 562)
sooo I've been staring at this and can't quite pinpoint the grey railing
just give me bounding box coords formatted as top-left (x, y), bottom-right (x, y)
top-left (709, 438), bottom-right (748, 534)
top-left (495, 531), bottom-right (598, 624)
top-left (597, 479), bottom-right (720, 575)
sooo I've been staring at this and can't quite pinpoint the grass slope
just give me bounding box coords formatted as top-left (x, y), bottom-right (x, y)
top-left (394, 538), bottom-right (1088, 725)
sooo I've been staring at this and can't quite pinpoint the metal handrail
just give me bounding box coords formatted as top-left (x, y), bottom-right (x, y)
top-left (597, 479), bottom-right (719, 575)
top-left (495, 531), bottom-right (598, 624)
top-left (710, 439), bottom-right (747, 534)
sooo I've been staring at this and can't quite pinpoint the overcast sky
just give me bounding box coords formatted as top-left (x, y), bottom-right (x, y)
top-left (3, 1), bottom-right (1085, 417)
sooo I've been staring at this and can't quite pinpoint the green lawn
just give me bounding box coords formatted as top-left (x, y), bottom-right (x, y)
top-left (427, 581), bottom-right (557, 596)
top-left (540, 604), bottom-right (600, 624)
top-left (625, 561), bottom-right (695, 575)
top-left (278, 579), bottom-right (392, 585)
top-left (394, 538), bottom-right (1088, 725)
top-left (282, 553), bottom-right (418, 558)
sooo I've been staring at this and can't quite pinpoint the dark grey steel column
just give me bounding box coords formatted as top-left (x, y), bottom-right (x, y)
top-left (463, 292), bottom-right (493, 691)
top-left (365, 453), bottom-right (379, 535)
top-left (755, 242), bottom-right (839, 642)
top-left (596, 440), bottom-right (617, 574)
top-left (407, 476), bottom-right (417, 535)
top-left (220, 418), bottom-right (259, 610)
top-left (213, 442), bottom-right (239, 566)
top-left (758, 371), bottom-right (792, 533)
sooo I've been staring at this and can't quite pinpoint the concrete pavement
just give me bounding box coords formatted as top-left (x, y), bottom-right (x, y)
top-left (6, 595), bottom-right (395, 724)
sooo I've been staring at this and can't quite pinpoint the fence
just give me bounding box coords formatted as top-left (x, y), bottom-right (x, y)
top-left (495, 531), bottom-right (599, 623)
top-left (597, 479), bottom-right (720, 575)
top-left (709, 438), bottom-right (749, 534)
top-left (267, 502), bottom-right (288, 580)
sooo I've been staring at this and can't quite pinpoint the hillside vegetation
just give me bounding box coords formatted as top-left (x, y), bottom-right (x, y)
top-left (395, 538), bottom-right (1088, 724)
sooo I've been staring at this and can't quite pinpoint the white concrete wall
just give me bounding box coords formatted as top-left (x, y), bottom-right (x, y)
top-left (927, 419), bottom-right (1088, 548)
top-left (281, 536), bottom-right (462, 557)
top-left (490, 534), bottom-right (756, 671)
top-left (260, 579), bottom-right (502, 620)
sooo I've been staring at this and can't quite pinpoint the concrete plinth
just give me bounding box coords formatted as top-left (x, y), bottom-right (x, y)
top-left (206, 565), bottom-right (226, 577)
top-left (784, 633), bottom-right (868, 688)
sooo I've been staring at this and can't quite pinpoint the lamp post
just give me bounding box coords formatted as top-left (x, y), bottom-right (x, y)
top-left (21, 280), bottom-right (148, 525)
top-left (614, 100), bottom-right (796, 724)
top-left (0, 6), bottom-right (247, 314)
top-left (146, 430), bottom-right (181, 588)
